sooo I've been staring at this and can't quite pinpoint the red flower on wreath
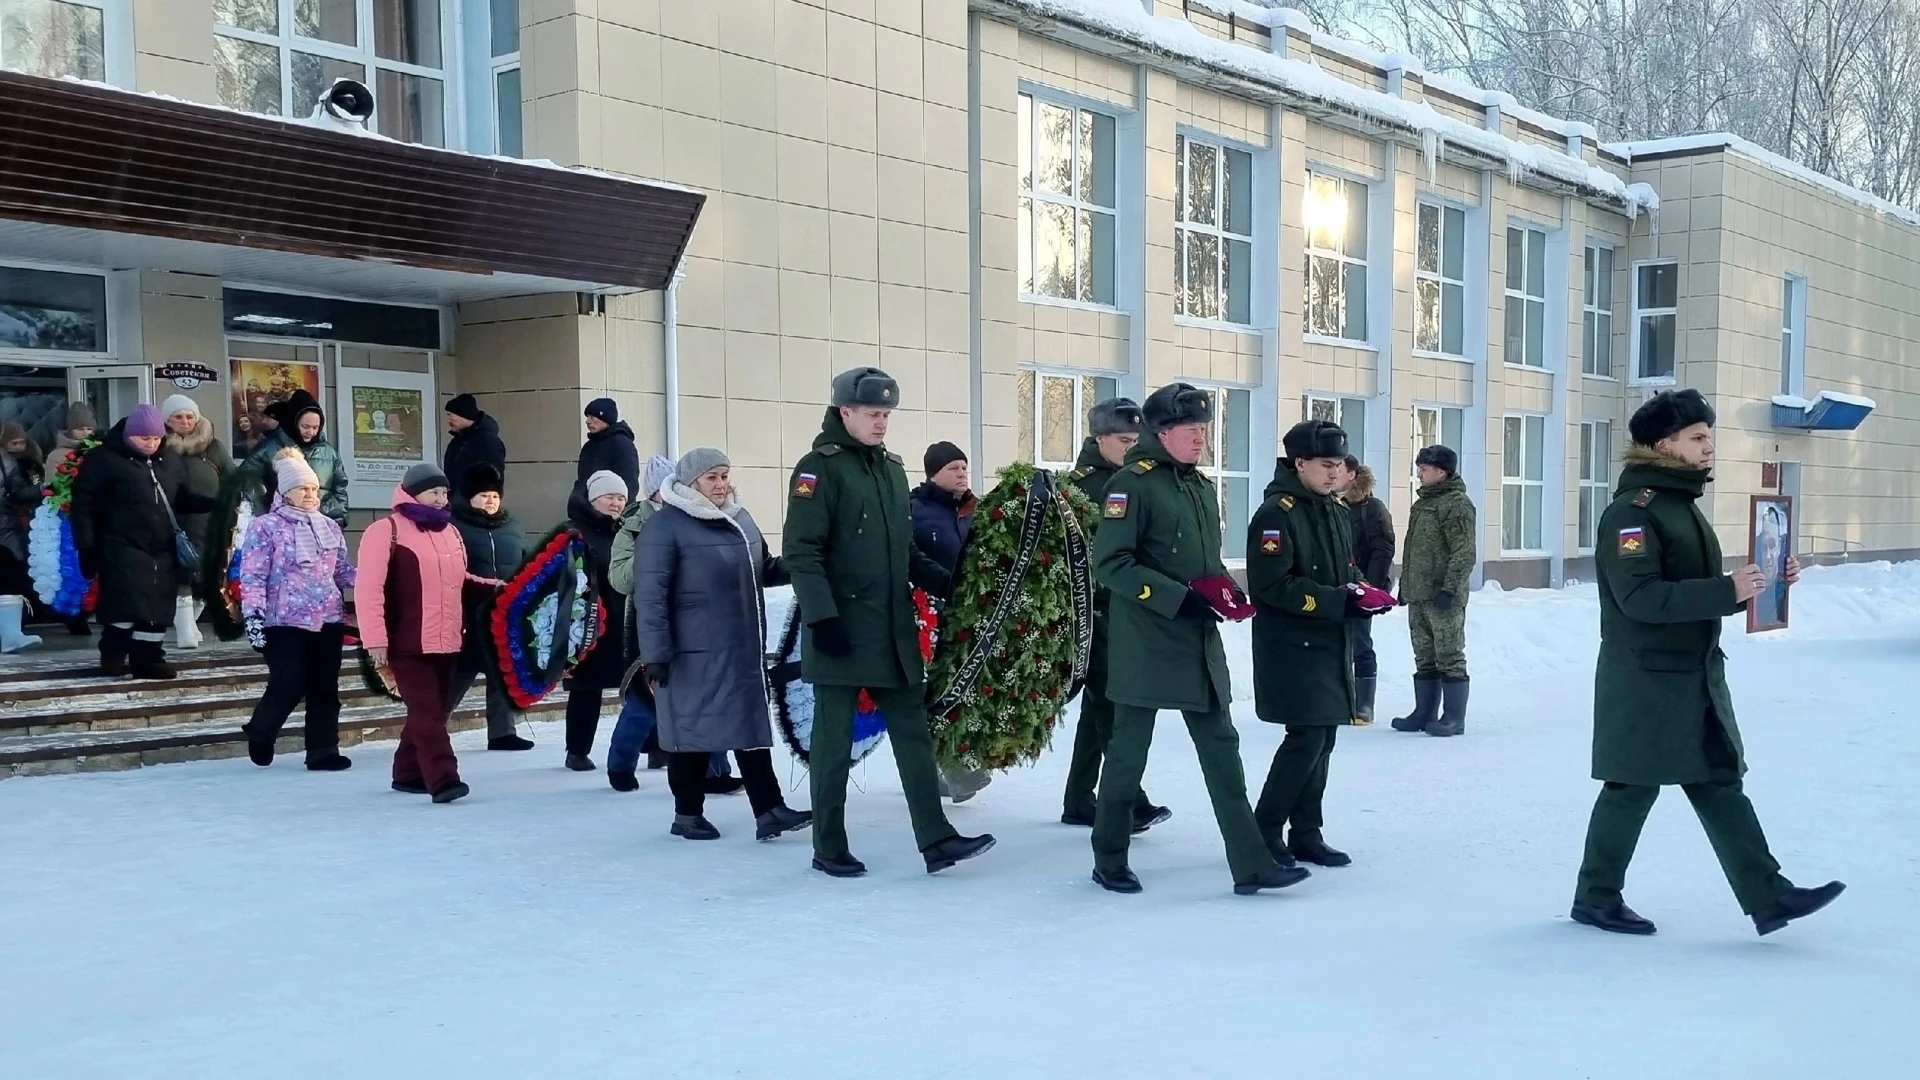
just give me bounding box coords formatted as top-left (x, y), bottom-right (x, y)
top-left (1037, 550), bottom-right (1052, 566)
top-left (990, 507), bottom-right (1005, 521)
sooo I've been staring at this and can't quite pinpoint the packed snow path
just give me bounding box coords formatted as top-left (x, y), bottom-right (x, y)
top-left (6, 564), bottom-right (1918, 1078)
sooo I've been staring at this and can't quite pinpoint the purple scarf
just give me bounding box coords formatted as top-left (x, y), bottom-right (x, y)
top-left (397, 502), bottom-right (451, 531)
top-left (271, 501), bottom-right (341, 567)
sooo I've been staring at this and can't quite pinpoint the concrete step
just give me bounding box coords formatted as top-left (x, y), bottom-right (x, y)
top-left (2, 680), bottom-right (404, 736)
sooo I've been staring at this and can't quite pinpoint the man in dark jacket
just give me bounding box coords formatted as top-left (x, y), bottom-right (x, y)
top-left (784, 367), bottom-right (994, 878)
top-left (1087, 382), bottom-right (1306, 897)
top-left (1390, 444), bottom-right (1475, 736)
top-left (1572, 389), bottom-right (1843, 938)
top-left (443, 393), bottom-right (507, 504)
top-left (1340, 456), bottom-right (1394, 723)
top-left (1247, 422), bottom-right (1394, 869)
top-left (1060, 397), bottom-right (1170, 832)
top-left (569, 397), bottom-right (639, 519)
top-left (907, 440), bottom-right (993, 803)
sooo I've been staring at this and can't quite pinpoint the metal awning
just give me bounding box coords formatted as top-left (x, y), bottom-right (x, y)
top-left (0, 71), bottom-right (704, 298)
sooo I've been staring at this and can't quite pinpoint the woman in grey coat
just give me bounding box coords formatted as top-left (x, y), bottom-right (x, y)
top-left (632, 447), bottom-right (812, 842)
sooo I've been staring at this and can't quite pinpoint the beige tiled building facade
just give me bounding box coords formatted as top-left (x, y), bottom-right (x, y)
top-left (1, 0), bottom-right (1913, 580)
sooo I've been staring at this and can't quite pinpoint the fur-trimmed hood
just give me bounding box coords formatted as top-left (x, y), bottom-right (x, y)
top-left (164, 414), bottom-right (217, 458)
top-left (1346, 463), bottom-right (1376, 503)
top-left (1621, 443), bottom-right (1707, 474)
top-left (661, 480), bottom-right (742, 522)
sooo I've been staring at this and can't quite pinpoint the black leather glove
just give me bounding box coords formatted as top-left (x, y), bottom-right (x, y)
top-left (647, 662), bottom-right (669, 689)
top-left (77, 547), bottom-right (98, 581)
top-left (1434, 590), bottom-right (1456, 612)
top-left (1177, 589), bottom-right (1223, 622)
top-left (245, 614), bottom-right (267, 652)
top-left (809, 616), bottom-right (852, 657)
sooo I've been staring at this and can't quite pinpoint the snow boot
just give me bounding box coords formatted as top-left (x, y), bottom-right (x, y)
top-left (1092, 866), bottom-right (1143, 894)
top-left (1571, 900), bottom-right (1657, 935)
top-left (1352, 675), bottom-right (1377, 726)
top-left (564, 752), bottom-right (595, 772)
top-left (391, 779), bottom-right (430, 795)
top-left (671, 814), bottom-right (721, 840)
top-left (172, 595), bottom-right (201, 650)
top-left (1234, 862), bottom-right (1312, 895)
top-left (922, 832), bottom-right (997, 874)
top-left (1752, 881), bottom-right (1846, 936)
top-left (0, 596), bottom-right (44, 654)
top-left (607, 769), bottom-right (639, 792)
top-left (488, 734), bottom-right (534, 751)
top-left (1391, 673), bottom-right (1442, 732)
top-left (755, 805), bottom-right (815, 841)
top-left (812, 852), bottom-right (868, 878)
top-left (305, 755), bottom-right (352, 772)
top-left (1427, 676), bottom-right (1470, 737)
top-left (432, 781), bottom-right (471, 804)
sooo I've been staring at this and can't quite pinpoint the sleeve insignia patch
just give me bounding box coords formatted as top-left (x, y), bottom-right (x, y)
top-left (793, 472), bottom-right (818, 498)
top-left (1302, 594), bottom-right (1318, 613)
top-left (1104, 492), bottom-right (1129, 518)
top-left (1259, 529), bottom-right (1283, 555)
top-left (1137, 584), bottom-right (1152, 601)
top-left (1617, 526), bottom-right (1647, 556)
top-left (1278, 495), bottom-right (1296, 510)
top-left (1631, 488), bottom-right (1655, 507)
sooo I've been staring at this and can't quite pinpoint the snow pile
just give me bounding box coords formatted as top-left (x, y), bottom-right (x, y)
top-left (1000, 0), bottom-right (1651, 213)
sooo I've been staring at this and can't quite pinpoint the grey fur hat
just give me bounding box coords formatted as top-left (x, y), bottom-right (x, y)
top-left (1088, 397), bottom-right (1143, 437)
top-left (1141, 382), bottom-right (1213, 432)
top-left (830, 366), bottom-right (901, 409)
top-left (674, 446), bottom-right (730, 485)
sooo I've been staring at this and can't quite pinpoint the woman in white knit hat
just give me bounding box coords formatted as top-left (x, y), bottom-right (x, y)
top-left (160, 393), bottom-right (232, 649)
top-left (561, 469), bottom-right (630, 771)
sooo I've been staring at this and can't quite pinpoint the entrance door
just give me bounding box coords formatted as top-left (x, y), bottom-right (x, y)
top-left (68, 364), bottom-right (151, 431)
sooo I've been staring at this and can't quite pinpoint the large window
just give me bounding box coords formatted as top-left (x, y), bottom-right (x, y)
top-left (1501, 413), bottom-right (1547, 553)
top-left (1780, 273), bottom-right (1807, 396)
top-left (1414, 201), bottom-right (1466, 356)
top-left (1017, 92), bottom-right (1116, 305)
top-left (0, 0), bottom-right (110, 81)
top-left (1503, 225), bottom-right (1547, 368)
top-left (1303, 172), bottom-right (1368, 341)
top-left (1303, 393), bottom-right (1366, 457)
top-left (1174, 134), bottom-right (1253, 324)
top-left (1633, 261), bottom-right (1678, 381)
top-left (488, 0), bottom-right (520, 157)
top-left (1198, 386), bottom-right (1253, 560)
top-left (213, 0), bottom-right (448, 147)
top-left (1016, 369), bottom-right (1120, 471)
top-left (1582, 244), bottom-right (1614, 378)
top-left (1577, 420), bottom-right (1612, 552)
top-left (1410, 404), bottom-right (1463, 493)
top-left (0, 266), bottom-right (108, 353)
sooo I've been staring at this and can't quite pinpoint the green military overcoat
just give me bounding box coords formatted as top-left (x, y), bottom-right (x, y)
top-left (783, 408), bottom-right (949, 690)
top-left (1065, 437), bottom-right (1118, 689)
top-left (1245, 459), bottom-right (1359, 726)
top-left (1090, 430), bottom-right (1232, 712)
top-left (1592, 446), bottom-right (1747, 786)
top-left (1399, 474), bottom-right (1476, 602)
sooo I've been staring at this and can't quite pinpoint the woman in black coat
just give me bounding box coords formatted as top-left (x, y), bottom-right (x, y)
top-left (633, 447), bottom-right (811, 843)
top-left (562, 469), bottom-right (632, 772)
top-left (448, 464), bottom-right (533, 751)
top-left (71, 406), bottom-right (218, 679)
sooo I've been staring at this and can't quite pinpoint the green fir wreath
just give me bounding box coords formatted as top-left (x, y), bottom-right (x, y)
top-left (927, 462), bottom-right (1097, 771)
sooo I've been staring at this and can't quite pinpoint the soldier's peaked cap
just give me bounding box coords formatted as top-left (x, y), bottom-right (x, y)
top-left (1141, 382), bottom-right (1212, 431)
top-left (831, 366), bottom-right (901, 409)
top-left (1629, 388), bottom-right (1715, 447)
top-left (1283, 419), bottom-right (1348, 461)
top-left (1088, 397), bottom-right (1143, 436)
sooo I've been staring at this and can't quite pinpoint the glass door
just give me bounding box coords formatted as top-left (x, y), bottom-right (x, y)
top-left (67, 364), bottom-right (152, 431)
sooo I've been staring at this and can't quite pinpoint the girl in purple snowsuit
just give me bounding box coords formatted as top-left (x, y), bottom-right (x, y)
top-left (239, 451), bottom-right (357, 770)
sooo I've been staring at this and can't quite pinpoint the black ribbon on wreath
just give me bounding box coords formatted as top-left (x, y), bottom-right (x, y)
top-left (930, 470), bottom-right (1093, 719)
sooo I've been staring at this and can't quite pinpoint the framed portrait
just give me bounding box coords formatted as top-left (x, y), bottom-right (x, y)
top-left (1747, 495), bottom-right (1793, 633)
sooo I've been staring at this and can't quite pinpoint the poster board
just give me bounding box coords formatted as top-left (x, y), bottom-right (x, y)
top-left (1747, 494), bottom-right (1793, 633)
top-left (229, 356), bottom-right (323, 458)
top-left (335, 367), bottom-right (437, 510)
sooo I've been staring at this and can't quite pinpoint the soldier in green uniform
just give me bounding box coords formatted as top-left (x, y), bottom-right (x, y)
top-left (1391, 444), bottom-right (1476, 737)
top-left (1572, 389), bottom-right (1844, 936)
top-left (1059, 397), bottom-right (1172, 833)
top-left (1087, 382), bottom-right (1309, 896)
top-left (783, 367), bottom-right (996, 879)
top-left (1247, 421), bottom-right (1396, 869)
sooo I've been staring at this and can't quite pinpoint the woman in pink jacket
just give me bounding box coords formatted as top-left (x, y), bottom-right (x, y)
top-left (358, 463), bottom-right (478, 803)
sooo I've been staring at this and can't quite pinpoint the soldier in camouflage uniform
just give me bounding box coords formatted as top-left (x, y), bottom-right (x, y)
top-left (783, 367), bottom-right (996, 879)
top-left (1059, 397), bottom-right (1172, 833)
top-left (1391, 444), bottom-right (1476, 737)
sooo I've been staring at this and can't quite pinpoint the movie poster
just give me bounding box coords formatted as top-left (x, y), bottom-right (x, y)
top-left (334, 368), bottom-right (437, 509)
top-left (229, 358), bottom-right (322, 457)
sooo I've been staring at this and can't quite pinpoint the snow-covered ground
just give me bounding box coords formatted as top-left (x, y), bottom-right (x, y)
top-left (6, 564), bottom-right (1919, 1078)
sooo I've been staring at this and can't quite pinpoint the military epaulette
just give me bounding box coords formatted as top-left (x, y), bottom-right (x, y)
top-left (1127, 460), bottom-right (1157, 474)
top-left (1631, 488), bottom-right (1655, 508)
top-left (885, 450), bottom-right (904, 465)
top-left (817, 444), bottom-right (844, 457)
top-left (1277, 495), bottom-right (1296, 511)
top-left (1066, 466), bottom-right (1091, 481)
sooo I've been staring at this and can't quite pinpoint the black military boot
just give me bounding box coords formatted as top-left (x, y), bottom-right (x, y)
top-left (1570, 900), bottom-right (1657, 935)
top-left (1427, 676), bottom-right (1470, 737)
top-left (671, 814), bottom-right (721, 840)
top-left (1391, 674), bottom-right (1442, 732)
top-left (1234, 862), bottom-right (1312, 894)
top-left (1131, 803), bottom-right (1172, 833)
top-left (1353, 676), bottom-right (1378, 726)
top-left (1289, 833), bottom-right (1352, 868)
top-left (1093, 866), bottom-right (1143, 893)
top-left (1753, 881), bottom-right (1846, 936)
top-left (812, 852), bottom-right (868, 878)
top-left (1262, 833), bottom-right (1304, 871)
top-left (922, 832), bottom-right (997, 874)
top-left (754, 805), bottom-right (815, 841)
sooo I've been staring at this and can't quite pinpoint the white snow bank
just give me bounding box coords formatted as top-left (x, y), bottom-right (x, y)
top-left (1610, 134), bottom-right (1920, 231)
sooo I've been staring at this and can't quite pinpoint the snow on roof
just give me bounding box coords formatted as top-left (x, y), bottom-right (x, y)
top-left (1001, 0), bottom-right (1648, 212)
top-left (1609, 134), bottom-right (1920, 231)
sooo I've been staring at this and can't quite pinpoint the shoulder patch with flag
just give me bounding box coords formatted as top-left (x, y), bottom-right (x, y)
top-left (1616, 526), bottom-right (1647, 557)
top-left (1258, 529), bottom-right (1283, 555)
top-left (1104, 491), bottom-right (1129, 518)
top-left (793, 472), bottom-right (818, 498)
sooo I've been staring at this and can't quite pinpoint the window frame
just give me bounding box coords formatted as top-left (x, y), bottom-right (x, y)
top-left (211, 0), bottom-right (456, 148)
top-left (1015, 366), bottom-right (1122, 473)
top-left (1630, 259), bottom-right (1680, 385)
top-left (1171, 383), bottom-right (1253, 562)
top-left (1409, 404), bottom-right (1464, 495)
top-left (1173, 131), bottom-right (1256, 327)
top-left (1412, 199), bottom-right (1469, 359)
top-left (1581, 242), bottom-right (1615, 379)
top-left (488, 0), bottom-right (520, 157)
top-left (1577, 419), bottom-right (1612, 554)
top-left (1016, 89), bottom-right (1119, 310)
top-left (1502, 222), bottom-right (1549, 369)
top-left (1780, 272), bottom-right (1807, 397)
top-left (1302, 169), bottom-right (1371, 344)
top-left (1302, 392), bottom-right (1367, 457)
top-left (0, 259), bottom-right (114, 360)
top-left (0, 0), bottom-right (133, 86)
top-left (1500, 412), bottom-right (1548, 555)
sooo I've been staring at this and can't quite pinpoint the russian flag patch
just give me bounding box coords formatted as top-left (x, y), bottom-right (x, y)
top-left (1616, 526), bottom-right (1646, 556)
top-left (1104, 492), bottom-right (1129, 518)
